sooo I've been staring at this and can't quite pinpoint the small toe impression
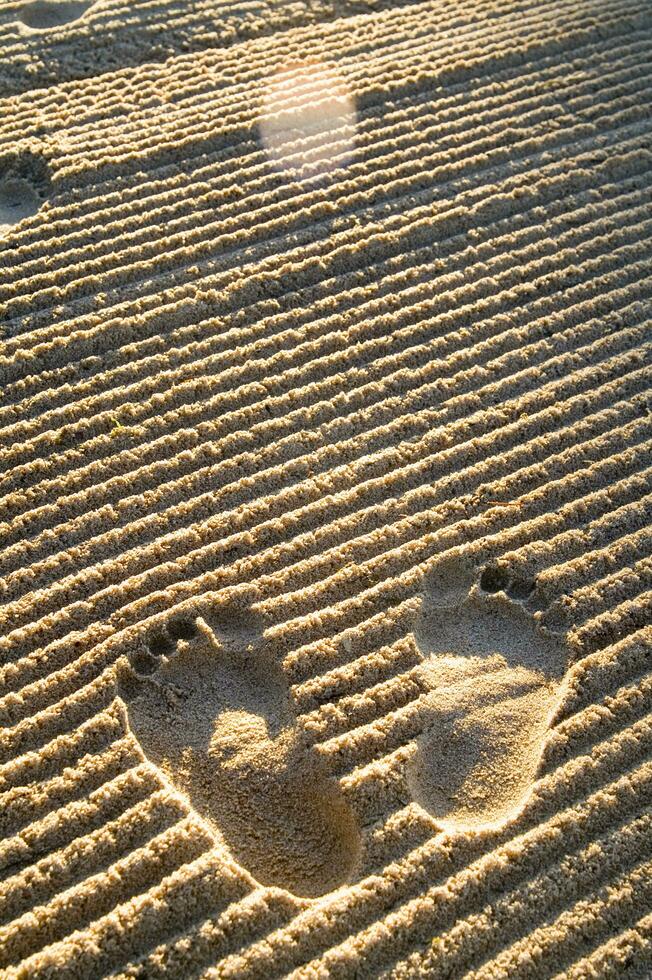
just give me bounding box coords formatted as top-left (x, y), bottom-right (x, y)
top-left (167, 618), bottom-right (198, 642)
top-left (147, 630), bottom-right (176, 658)
top-left (506, 576), bottom-right (536, 601)
top-left (479, 564), bottom-right (510, 594)
top-left (130, 649), bottom-right (158, 675)
top-left (479, 562), bottom-right (537, 604)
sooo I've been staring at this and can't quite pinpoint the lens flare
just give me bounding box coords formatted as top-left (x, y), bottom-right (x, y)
top-left (259, 61), bottom-right (357, 181)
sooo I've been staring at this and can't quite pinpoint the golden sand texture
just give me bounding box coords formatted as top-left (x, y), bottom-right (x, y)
top-left (0, 0), bottom-right (651, 975)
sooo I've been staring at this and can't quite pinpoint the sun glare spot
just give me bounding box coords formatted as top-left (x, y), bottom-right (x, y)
top-left (259, 62), bottom-right (357, 181)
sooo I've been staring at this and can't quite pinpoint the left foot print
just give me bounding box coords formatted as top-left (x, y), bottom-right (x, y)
top-left (115, 601), bottom-right (361, 897)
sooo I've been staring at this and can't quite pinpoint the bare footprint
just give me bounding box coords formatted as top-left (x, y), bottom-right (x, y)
top-left (0, 151), bottom-right (51, 238)
top-left (408, 555), bottom-right (569, 832)
top-left (116, 602), bottom-right (360, 897)
top-left (16, 1), bottom-right (95, 30)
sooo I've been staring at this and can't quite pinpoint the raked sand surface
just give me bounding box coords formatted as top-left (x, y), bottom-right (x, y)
top-left (1, 0), bottom-right (652, 976)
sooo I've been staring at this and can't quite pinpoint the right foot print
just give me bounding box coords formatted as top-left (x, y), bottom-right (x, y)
top-left (408, 555), bottom-right (570, 831)
top-left (115, 601), bottom-right (360, 898)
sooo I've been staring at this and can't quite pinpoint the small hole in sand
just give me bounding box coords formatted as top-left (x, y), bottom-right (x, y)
top-left (479, 565), bottom-right (509, 593)
top-left (506, 576), bottom-right (535, 600)
top-left (131, 649), bottom-right (158, 674)
top-left (167, 618), bottom-right (198, 641)
top-left (147, 631), bottom-right (175, 657)
top-left (18, 0), bottom-right (94, 30)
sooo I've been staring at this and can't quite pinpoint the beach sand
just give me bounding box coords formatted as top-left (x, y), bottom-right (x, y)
top-left (0, 0), bottom-right (651, 975)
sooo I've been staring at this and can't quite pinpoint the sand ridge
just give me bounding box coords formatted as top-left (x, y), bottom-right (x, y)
top-left (0, 0), bottom-right (651, 975)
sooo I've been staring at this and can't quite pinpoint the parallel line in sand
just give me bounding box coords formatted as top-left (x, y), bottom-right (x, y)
top-left (5, 103), bottom-right (650, 341)
top-left (3, 174), bottom-right (649, 462)
top-left (542, 667), bottom-right (652, 772)
top-left (0, 0), bottom-right (635, 128)
top-left (5, 458), bottom-right (648, 780)
top-left (7, 31), bottom-right (645, 269)
top-left (0, 736), bottom-right (145, 836)
top-left (475, 862), bottom-right (652, 980)
top-left (491, 525), bottom-right (652, 616)
top-left (3, 400), bottom-right (650, 729)
top-left (6, 258), bottom-right (647, 544)
top-left (3, 18), bottom-right (648, 233)
top-left (7, 741), bottom-right (652, 976)
top-left (0, 817), bottom-right (211, 969)
top-left (3, 398), bottom-right (648, 712)
top-left (553, 910), bottom-right (652, 980)
top-left (5, 38), bottom-right (650, 294)
top-left (0, 765), bottom-right (165, 879)
top-left (0, 790), bottom-right (186, 926)
top-left (318, 748), bottom-right (650, 968)
top-left (293, 823), bottom-right (652, 979)
top-left (2, 0), bottom-right (623, 166)
top-left (2, 249), bottom-right (648, 544)
top-left (3, 144), bottom-right (648, 408)
top-left (132, 813), bottom-right (652, 977)
top-left (380, 836), bottom-right (652, 980)
top-left (549, 627), bottom-right (652, 726)
top-left (6, 36), bottom-right (649, 269)
top-left (3, 104), bottom-right (649, 353)
top-left (2, 250), bottom-right (649, 607)
top-left (3, 346), bottom-right (642, 704)
top-left (0, 702), bottom-right (132, 792)
top-left (29, 0), bottom-right (648, 186)
top-left (106, 888), bottom-right (299, 980)
top-left (3, 0), bottom-right (632, 160)
top-left (140, 755), bottom-right (652, 980)
top-left (5, 149), bottom-right (646, 421)
top-left (0, 0), bottom-right (494, 112)
top-left (3, 852), bottom-right (253, 980)
top-left (3, 172), bottom-right (648, 502)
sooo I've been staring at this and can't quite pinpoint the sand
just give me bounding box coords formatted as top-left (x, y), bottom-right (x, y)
top-left (0, 0), bottom-right (651, 976)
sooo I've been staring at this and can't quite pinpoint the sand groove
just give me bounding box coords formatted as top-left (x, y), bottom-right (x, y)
top-left (1, 0), bottom-right (651, 976)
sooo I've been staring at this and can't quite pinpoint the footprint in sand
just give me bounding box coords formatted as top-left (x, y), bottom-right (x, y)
top-left (16, 1), bottom-right (95, 30)
top-left (408, 554), bottom-right (569, 832)
top-left (0, 150), bottom-right (51, 238)
top-left (116, 601), bottom-right (360, 898)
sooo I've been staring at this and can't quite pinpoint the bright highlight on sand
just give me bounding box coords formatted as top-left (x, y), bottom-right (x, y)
top-left (259, 62), bottom-right (357, 180)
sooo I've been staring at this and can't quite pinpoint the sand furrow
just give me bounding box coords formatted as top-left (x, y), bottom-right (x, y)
top-left (5, 57), bottom-right (652, 304)
top-left (3, 408), bottom-right (650, 716)
top-left (210, 761), bottom-right (652, 978)
top-left (554, 911), bottom-right (652, 980)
